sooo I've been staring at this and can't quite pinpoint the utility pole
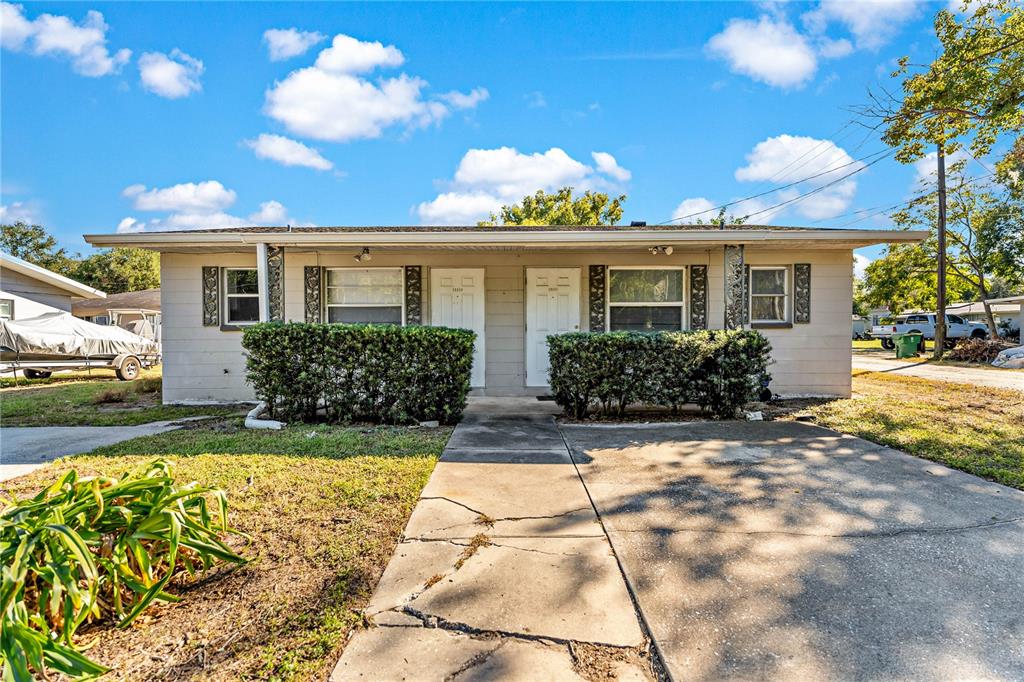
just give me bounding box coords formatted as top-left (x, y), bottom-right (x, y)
top-left (934, 143), bottom-right (948, 359)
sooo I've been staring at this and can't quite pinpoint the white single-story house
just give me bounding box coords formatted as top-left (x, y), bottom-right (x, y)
top-left (85, 225), bottom-right (926, 403)
top-left (0, 251), bottom-right (106, 320)
top-left (946, 298), bottom-right (1022, 333)
top-left (73, 288), bottom-right (162, 342)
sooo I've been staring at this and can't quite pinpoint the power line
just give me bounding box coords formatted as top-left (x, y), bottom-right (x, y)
top-left (765, 121), bottom-right (857, 184)
top-left (658, 147), bottom-right (893, 225)
top-left (737, 151), bottom-right (894, 222)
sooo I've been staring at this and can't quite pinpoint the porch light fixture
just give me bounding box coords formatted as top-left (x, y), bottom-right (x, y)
top-left (353, 247), bottom-right (372, 263)
top-left (648, 245), bottom-right (674, 256)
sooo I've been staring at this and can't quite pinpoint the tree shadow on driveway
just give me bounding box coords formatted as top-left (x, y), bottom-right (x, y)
top-left (559, 420), bottom-right (1024, 681)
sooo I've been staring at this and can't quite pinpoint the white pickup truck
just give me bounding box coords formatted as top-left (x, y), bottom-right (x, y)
top-left (869, 313), bottom-right (989, 350)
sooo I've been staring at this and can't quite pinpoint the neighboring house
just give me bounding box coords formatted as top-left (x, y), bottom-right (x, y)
top-left (73, 288), bottom-right (162, 342)
top-left (0, 251), bottom-right (105, 320)
top-left (866, 307), bottom-right (891, 326)
top-left (85, 224), bottom-right (926, 403)
top-left (946, 299), bottom-right (1021, 333)
top-left (852, 314), bottom-right (868, 339)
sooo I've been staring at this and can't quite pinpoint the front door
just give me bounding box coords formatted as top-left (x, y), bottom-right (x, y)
top-left (431, 268), bottom-right (486, 387)
top-left (526, 268), bottom-right (580, 387)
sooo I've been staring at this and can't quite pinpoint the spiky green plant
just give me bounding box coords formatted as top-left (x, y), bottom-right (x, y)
top-left (0, 459), bottom-right (247, 680)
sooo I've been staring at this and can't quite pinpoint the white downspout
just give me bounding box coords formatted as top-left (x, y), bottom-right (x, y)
top-left (256, 242), bottom-right (270, 323)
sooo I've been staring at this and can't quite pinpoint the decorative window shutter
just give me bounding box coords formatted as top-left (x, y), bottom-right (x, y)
top-left (744, 264), bottom-right (751, 326)
top-left (588, 265), bottom-right (606, 331)
top-left (794, 263), bottom-right (811, 323)
top-left (303, 266), bottom-right (322, 323)
top-left (404, 265), bottom-right (423, 325)
top-left (202, 266), bottom-right (219, 326)
top-left (266, 246), bottom-right (284, 322)
top-left (689, 265), bottom-right (708, 330)
top-left (723, 245), bottom-right (745, 329)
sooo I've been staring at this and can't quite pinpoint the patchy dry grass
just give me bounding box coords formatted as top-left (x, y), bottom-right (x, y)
top-left (1, 421), bottom-right (451, 681)
top-left (0, 369), bottom-right (241, 426)
top-left (780, 371), bottom-right (1024, 490)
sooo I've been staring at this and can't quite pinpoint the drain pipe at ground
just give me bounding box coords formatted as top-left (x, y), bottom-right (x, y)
top-left (245, 401), bottom-right (285, 430)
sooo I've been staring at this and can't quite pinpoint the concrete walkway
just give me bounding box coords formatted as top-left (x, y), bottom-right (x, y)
top-left (331, 398), bottom-right (654, 681)
top-left (852, 351), bottom-right (1024, 391)
top-left (0, 420), bottom-right (195, 482)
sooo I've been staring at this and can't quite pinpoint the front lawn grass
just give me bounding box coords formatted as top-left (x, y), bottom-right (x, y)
top-left (801, 371), bottom-right (1024, 489)
top-left (0, 369), bottom-right (241, 425)
top-left (3, 420), bottom-right (450, 681)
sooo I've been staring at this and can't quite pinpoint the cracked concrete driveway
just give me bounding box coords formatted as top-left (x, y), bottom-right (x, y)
top-left (331, 399), bottom-right (655, 681)
top-left (561, 420), bottom-right (1024, 681)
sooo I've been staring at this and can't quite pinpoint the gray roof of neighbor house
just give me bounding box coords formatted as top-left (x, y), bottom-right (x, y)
top-left (85, 224), bottom-right (929, 251)
top-left (0, 251), bottom-right (106, 299)
top-left (72, 288), bottom-right (160, 317)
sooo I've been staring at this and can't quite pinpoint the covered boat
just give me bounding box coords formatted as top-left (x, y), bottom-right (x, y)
top-left (0, 312), bottom-right (160, 380)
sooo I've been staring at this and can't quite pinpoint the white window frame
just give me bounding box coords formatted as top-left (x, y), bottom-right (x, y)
top-left (605, 266), bottom-right (687, 332)
top-left (0, 298), bottom-right (13, 320)
top-left (325, 267), bottom-right (406, 326)
top-left (749, 266), bottom-right (789, 324)
top-left (223, 267), bottom-right (261, 326)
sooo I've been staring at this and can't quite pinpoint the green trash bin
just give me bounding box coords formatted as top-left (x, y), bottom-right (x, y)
top-left (893, 332), bottom-right (923, 359)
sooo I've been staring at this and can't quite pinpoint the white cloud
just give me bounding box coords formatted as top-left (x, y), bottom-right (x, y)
top-left (735, 133), bottom-right (864, 220)
top-left (0, 3), bottom-right (130, 76)
top-left (263, 33), bottom-right (486, 142)
top-left (416, 192), bottom-right (504, 225)
top-left (853, 252), bottom-right (870, 279)
top-left (263, 27), bottom-right (325, 61)
top-left (415, 146), bottom-right (631, 224)
top-left (244, 133), bottom-right (333, 171)
top-left (439, 87), bottom-right (490, 110)
top-left (671, 197), bottom-right (718, 222)
top-left (591, 152), bottom-right (631, 182)
top-left (803, 0), bottom-right (920, 50)
top-left (911, 149), bottom-right (970, 188)
top-left (248, 200), bottom-right (288, 224)
top-left (314, 34), bottom-right (404, 73)
top-left (123, 180), bottom-right (236, 212)
top-left (706, 15), bottom-right (817, 89)
top-left (817, 36), bottom-right (853, 59)
top-left (525, 91), bottom-right (547, 108)
top-left (673, 134), bottom-right (866, 224)
top-left (0, 201), bottom-right (38, 223)
top-left (118, 179), bottom-right (314, 232)
top-left (138, 49), bottom-right (203, 99)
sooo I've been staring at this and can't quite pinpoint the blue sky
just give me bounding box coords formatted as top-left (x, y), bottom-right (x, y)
top-left (1, 1), bottom-right (974, 266)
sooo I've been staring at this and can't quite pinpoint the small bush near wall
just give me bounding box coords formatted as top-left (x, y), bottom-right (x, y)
top-left (547, 330), bottom-right (772, 420)
top-left (243, 323), bottom-right (475, 424)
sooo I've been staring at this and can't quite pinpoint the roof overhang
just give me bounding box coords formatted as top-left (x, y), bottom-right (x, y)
top-left (0, 252), bottom-right (106, 299)
top-left (84, 228), bottom-right (929, 252)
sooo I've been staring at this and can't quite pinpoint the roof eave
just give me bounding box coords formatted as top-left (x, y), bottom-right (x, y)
top-left (0, 253), bottom-right (106, 299)
top-left (84, 229), bottom-right (929, 250)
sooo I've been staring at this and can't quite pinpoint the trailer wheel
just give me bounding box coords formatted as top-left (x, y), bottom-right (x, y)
top-left (116, 356), bottom-right (141, 381)
top-left (23, 369), bottom-right (52, 379)
top-left (880, 338), bottom-right (895, 350)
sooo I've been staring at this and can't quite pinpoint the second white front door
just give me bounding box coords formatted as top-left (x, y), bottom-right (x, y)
top-left (526, 268), bottom-right (581, 387)
top-left (431, 268), bottom-right (486, 387)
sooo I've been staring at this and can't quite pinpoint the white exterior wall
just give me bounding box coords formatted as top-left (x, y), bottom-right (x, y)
top-left (0, 268), bottom-right (73, 319)
top-left (160, 247), bottom-right (853, 403)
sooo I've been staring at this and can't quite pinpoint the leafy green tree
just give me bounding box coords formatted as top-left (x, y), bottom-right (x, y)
top-left (479, 187), bottom-right (626, 226)
top-left (876, 0), bottom-right (1023, 166)
top-left (891, 175), bottom-right (1022, 336)
top-left (0, 221), bottom-right (74, 272)
top-left (693, 208), bottom-right (747, 227)
top-left (73, 248), bottom-right (160, 294)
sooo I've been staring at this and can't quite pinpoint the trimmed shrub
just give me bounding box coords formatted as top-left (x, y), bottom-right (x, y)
top-left (547, 330), bottom-right (772, 420)
top-left (242, 323), bottom-right (475, 424)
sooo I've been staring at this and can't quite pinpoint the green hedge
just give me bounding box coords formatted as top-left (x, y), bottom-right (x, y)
top-left (547, 330), bottom-right (772, 419)
top-left (242, 323), bottom-right (475, 424)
